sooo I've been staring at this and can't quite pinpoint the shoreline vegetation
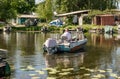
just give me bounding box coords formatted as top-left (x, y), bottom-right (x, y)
top-left (12, 25), bottom-right (119, 33)
top-left (0, 23), bottom-right (118, 33)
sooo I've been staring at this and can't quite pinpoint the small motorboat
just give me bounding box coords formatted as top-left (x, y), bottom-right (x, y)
top-left (0, 49), bottom-right (11, 78)
top-left (3, 26), bottom-right (11, 32)
top-left (43, 33), bottom-right (87, 54)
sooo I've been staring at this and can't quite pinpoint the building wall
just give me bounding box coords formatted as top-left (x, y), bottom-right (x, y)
top-left (93, 15), bottom-right (115, 26)
top-left (101, 16), bottom-right (114, 25)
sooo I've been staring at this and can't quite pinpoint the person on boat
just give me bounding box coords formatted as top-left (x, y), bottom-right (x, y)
top-left (61, 28), bottom-right (72, 41)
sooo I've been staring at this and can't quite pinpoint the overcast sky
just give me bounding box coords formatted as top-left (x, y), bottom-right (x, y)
top-left (35, 0), bottom-right (44, 4)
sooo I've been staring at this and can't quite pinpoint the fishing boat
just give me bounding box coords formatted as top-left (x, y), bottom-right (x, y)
top-left (43, 33), bottom-right (87, 54)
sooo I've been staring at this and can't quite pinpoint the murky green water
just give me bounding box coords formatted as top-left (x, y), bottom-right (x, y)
top-left (0, 32), bottom-right (120, 79)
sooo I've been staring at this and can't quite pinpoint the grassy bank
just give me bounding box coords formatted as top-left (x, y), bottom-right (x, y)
top-left (10, 24), bottom-right (118, 33)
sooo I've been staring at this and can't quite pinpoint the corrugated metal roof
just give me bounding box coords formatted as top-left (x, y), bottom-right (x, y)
top-left (96, 14), bottom-right (113, 16)
top-left (55, 10), bottom-right (90, 17)
top-left (18, 14), bottom-right (39, 18)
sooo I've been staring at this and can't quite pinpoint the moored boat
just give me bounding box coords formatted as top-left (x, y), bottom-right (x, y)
top-left (104, 25), bottom-right (113, 34)
top-left (0, 49), bottom-right (11, 78)
top-left (3, 26), bottom-right (11, 32)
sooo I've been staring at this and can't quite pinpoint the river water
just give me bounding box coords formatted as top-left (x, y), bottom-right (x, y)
top-left (0, 32), bottom-right (120, 79)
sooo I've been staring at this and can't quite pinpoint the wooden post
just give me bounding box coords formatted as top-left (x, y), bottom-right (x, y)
top-left (78, 16), bottom-right (83, 26)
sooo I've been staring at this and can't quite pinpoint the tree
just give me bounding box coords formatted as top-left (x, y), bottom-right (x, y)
top-left (44, 0), bottom-right (53, 21)
top-left (55, 0), bottom-right (119, 13)
top-left (0, 0), bottom-right (36, 23)
top-left (15, 0), bottom-right (35, 14)
top-left (36, 0), bottom-right (53, 22)
top-left (36, 2), bottom-right (46, 19)
top-left (0, 0), bottom-right (17, 23)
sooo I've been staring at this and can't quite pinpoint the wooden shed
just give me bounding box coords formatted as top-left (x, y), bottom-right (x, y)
top-left (55, 10), bottom-right (90, 26)
top-left (93, 14), bottom-right (115, 26)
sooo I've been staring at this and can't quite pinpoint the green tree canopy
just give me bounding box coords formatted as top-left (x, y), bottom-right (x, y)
top-left (0, 0), bottom-right (17, 22)
top-left (36, 0), bottom-right (119, 22)
top-left (0, 0), bottom-right (35, 23)
top-left (55, 0), bottom-right (119, 13)
top-left (36, 0), bottom-right (53, 22)
top-left (15, 0), bottom-right (35, 14)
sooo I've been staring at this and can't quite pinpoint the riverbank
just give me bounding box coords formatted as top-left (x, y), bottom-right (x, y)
top-left (0, 24), bottom-right (118, 33)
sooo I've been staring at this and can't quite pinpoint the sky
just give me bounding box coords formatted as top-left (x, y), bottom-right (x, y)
top-left (35, 0), bottom-right (44, 4)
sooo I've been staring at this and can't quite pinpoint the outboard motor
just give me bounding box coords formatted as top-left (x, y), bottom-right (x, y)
top-left (43, 38), bottom-right (57, 54)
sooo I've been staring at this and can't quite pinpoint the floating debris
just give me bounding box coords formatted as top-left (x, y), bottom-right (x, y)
top-left (27, 65), bottom-right (35, 70)
top-left (92, 75), bottom-right (101, 78)
top-left (47, 77), bottom-right (56, 79)
top-left (92, 74), bottom-right (105, 78)
top-left (80, 67), bottom-right (86, 69)
top-left (62, 69), bottom-right (70, 72)
top-left (49, 71), bottom-right (57, 75)
top-left (29, 74), bottom-right (36, 76)
top-left (44, 68), bottom-right (54, 71)
top-left (61, 68), bottom-right (74, 72)
top-left (85, 68), bottom-right (90, 71)
top-left (31, 77), bottom-right (40, 79)
top-left (67, 68), bottom-right (74, 71)
top-left (20, 68), bottom-right (27, 71)
top-left (91, 78), bottom-right (99, 79)
top-left (87, 69), bottom-right (95, 72)
top-left (98, 69), bottom-right (106, 73)
top-left (83, 73), bottom-right (91, 76)
top-left (59, 72), bottom-right (71, 76)
top-left (35, 70), bottom-right (45, 74)
top-left (110, 73), bottom-right (118, 78)
top-left (106, 69), bottom-right (112, 72)
top-left (116, 76), bottom-right (120, 79)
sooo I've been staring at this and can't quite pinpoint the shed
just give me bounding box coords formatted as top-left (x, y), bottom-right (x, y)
top-left (11, 14), bottom-right (39, 25)
top-left (93, 14), bottom-right (116, 26)
top-left (55, 10), bottom-right (90, 26)
top-left (17, 14), bottom-right (39, 25)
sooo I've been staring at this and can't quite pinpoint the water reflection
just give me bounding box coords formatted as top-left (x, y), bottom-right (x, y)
top-left (89, 33), bottom-right (114, 48)
top-left (0, 32), bottom-right (120, 79)
top-left (44, 52), bottom-right (84, 68)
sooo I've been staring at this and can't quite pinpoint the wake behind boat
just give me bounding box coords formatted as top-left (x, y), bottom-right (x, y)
top-left (43, 32), bottom-right (87, 54)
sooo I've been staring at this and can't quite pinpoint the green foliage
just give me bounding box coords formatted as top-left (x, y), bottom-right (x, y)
top-left (36, 0), bottom-right (53, 22)
top-left (88, 10), bottom-right (111, 17)
top-left (0, 0), bottom-right (17, 22)
top-left (12, 26), bottom-right (42, 31)
top-left (0, 0), bottom-right (35, 23)
top-left (55, 0), bottom-right (118, 13)
top-left (44, 0), bottom-right (53, 22)
top-left (36, 2), bottom-right (46, 19)
top-left (15, 0), bottom-right (35, 14)
top-left (48, 26), bottom-right (60, 32)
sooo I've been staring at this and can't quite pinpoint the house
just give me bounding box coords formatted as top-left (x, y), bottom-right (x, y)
top-left (11, 14), bottom-right (39, 26)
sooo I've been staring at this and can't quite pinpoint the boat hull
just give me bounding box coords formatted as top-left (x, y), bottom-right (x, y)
top-left (57, 39), bottom-right (87, 52)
